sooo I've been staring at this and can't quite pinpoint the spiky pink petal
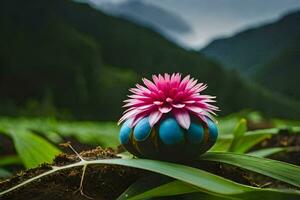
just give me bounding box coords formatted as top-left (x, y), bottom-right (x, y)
top-left (149, 111), bottom-right (163, 127)
top-left (173, 109), bottom-right (191, 129)
top-left (119, 73), bottom-right (219, 129)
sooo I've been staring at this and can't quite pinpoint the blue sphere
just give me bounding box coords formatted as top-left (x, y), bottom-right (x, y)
top-left (119, 116), bottom-right (218, 161)
top-left (159, 118), bottom-right (184, 145)
top-left (133, 117), bottom-right (151, 141)
top-left (119, 120), bottom-right (132, 145)
top-left (207, 119), bottom-right (218, 143)
top-left (187, 123), bottom-right (204, 144)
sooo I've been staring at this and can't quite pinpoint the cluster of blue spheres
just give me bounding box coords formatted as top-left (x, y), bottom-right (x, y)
top-left (119, 117), bottom-right (218, 161)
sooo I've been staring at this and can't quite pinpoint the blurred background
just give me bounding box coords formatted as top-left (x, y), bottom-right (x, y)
top-left (1, 0), bottom-right (300, 120)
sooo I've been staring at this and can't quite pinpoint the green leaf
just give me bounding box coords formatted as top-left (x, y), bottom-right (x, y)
top-left (212, 130), bottom-right (274, 153)
top-left (0, 155), bottom-right (22, 166)
top-left (87, 158), bottom-right (300, 199)
top-left (55, 121), bottom-right (119, 148)
top-left (125, 180), bottom-right (196, 200)
top-left (210, 135), bottom-right (232, 152)
top-left (202, 152), bottom-right (300, 187)
top-left (0, 168), bottom-right (12, 178)
top-left (228, 118), bottom-right (247, 152)
top-left (232, 132), bottom-right (272, 153)
top-left (248, 146), bottom-right (300, 158)
top-left (223, 128), bottom-right (278, 153)
top-left (9, 129), bottom-right (61, 168)
top-left (117, 174), bottom-right (176, 200)
top-left (123, 179), bottom-right (300, 200)
top-left (2, 158), bottom-right (300, 199)
top-left (120, 178), bottom-right (300, 200)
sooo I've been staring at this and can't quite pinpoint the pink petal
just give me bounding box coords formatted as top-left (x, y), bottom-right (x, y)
top-left (186, 106), bottom-right (204, 113)
top-left (137, 104), bottom-right (154, 110)
top-left (136, 84), bottom-right (151, 94)
top-left (153, 101), bottom-right (163, 105)
top-left (118, 109), bottom-right (138, 125)
top-left (178, 75), bottom-right (190, 90)
top-left (142, 78), bottom-right (157, 91)
top-left (149, 111), bottom-right (163, 127)
top-left (172, 103), bottom-right (185, 108)
top-left (131, 113), bottom-right (147, 127)
top-left (159, 106), bottom-right (172, 113)
top-left (183, 100), bottom-right (195, 104)
top-left (186, 78), bottom-right (196, 89)
top-left (164, 73), bottom-right (170, 82)
top-left (166, 97), bottom-right (173, 103)
top-left (173, 109), bottom-right (191, 129)
top-left (152, 75), bottom-right (159, 82)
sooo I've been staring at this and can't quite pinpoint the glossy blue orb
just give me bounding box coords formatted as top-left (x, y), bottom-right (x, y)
top-left (133, 117), bottom-right (151, 141)
top-left (119, 116), bottom-right (218, 161)
top-left (159, 118), bottom-right (184, 145)
top-left (207, 119), bottom-right (218, 142)
top-left (119, 120), bottom-right (132, 145)
top-left (187, 123), bottom-right (204, 144)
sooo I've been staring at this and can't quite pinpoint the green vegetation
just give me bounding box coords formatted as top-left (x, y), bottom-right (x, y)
top-left (0, 114), bottom-right (300, 199)
top-left (0, 0), bottom-right (299, 199)
top-left (1, 0), bottom-right (300, 120)
top-left (256, 40), bottom-right (300, 100)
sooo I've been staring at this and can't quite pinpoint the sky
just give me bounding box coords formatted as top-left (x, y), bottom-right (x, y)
top-left (89, 0), bottom-right (300, 49)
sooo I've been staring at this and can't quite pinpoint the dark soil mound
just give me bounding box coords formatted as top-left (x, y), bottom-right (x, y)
top-left (0, 147), bottom-right (140, 200)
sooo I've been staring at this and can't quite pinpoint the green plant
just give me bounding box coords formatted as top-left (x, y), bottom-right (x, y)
top-left (1, 152), bottom-right (300, 199)
top-left (1, 116), bottom-right (300, 199)
top-left (0, 117), bottom-right (119, 169)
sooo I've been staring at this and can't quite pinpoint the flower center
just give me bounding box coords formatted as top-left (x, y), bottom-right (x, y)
top-left (166, 97), bottom-right (173, 103)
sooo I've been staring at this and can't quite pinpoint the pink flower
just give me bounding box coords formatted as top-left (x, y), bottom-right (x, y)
top-left (118, 73), bottom-right (219, 129)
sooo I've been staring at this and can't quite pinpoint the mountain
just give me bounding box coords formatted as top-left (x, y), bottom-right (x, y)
top-left (81, 0), bottom-right (193, 47)
top-left (255, 39), bottom-right (300, 100)
top-left (1, 0), bottom-right (300, 120)
top-left (200, 10), bottom-right (300, 101)
top-left (201, 10), bottom-right (300, 76)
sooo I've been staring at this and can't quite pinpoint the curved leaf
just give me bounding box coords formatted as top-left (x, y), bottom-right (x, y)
top-left (228, 118), bottom-right (247, 152)
top-left (202, 152), bottom-right (300, 187)
top-left (9, 129), bottom-right (60, 168)
top-left (2, 158), bottom-right (300, 199)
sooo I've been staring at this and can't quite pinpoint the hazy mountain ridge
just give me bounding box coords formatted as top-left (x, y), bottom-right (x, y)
top-left (200, 10), bottom-right (300, 101)
top-left (1, 0), bottom-right (300, 119)
top-left (201, 10), bottom-right (300, 75)
top-left (83, 0), bottom-right (193, 47)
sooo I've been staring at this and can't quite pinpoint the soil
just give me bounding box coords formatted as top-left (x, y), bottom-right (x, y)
top-left (250, 130), bottom-right (300, 166)
top-left (1, 130), bottom-right (300, 200)
top-left (0, 147), bottom-right (140, 200)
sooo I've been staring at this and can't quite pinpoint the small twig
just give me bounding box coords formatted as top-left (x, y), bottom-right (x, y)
top-left (61, 142), bottom-right (85, 161)
top-left (61, 142), bottom-right (91, 199)
top-left (73, 164), bottom-right (93, 199)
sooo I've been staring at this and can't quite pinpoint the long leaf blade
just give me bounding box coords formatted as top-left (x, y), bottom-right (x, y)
top-left (126, 180), bottom-right (300, 200)
top-left (10, 129), bottom-right (60, 168)
top-left (202, 152), bottom-right (300, 187)
top-left (228, 118), bottom-right (247, 152)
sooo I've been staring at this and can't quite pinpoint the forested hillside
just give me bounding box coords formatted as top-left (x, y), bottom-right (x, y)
top-left (1, 0), bottom-right (300, 120)
top-left (201, 11), bottom-right (300, 75)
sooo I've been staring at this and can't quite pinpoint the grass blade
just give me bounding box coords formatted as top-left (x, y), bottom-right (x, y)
top-left (228, 119), bottom-right (247, 152)
top-left (201, 152), bottom-right (300, 187)
top-left (247, 147), bottom-right (300, 157)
